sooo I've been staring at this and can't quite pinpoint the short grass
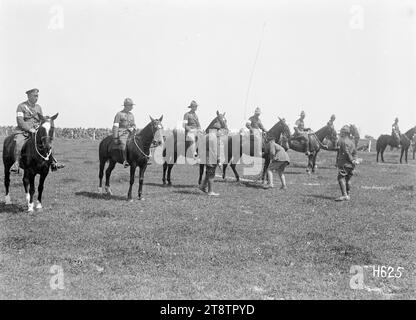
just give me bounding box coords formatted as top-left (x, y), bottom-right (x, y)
top-left (0, 138), bottom-right (415, 299)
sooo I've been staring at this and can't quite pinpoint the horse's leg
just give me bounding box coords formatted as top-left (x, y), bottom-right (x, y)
top-left (162, 161), bottom-right (167, 185)
top-left (198, 164), bottom-right (204, 185)
top-left (381, 146), bottom-right (386, 162)
top-left (105, 160), bottom-right (116, 195)
top-left (36, 171), bottom-right (48, 210)
top-left (98, 158), bottom-right (106, 193)
top-left (137, 165), bottom-right (147, 200)
top-left (262, 157), bottom-right (270, 184)
top-left (306, 154), bottom-right (312, 174)
top-left (405, 147), bottom-right (408, 164)
top-left (127, 162), bottom-right (137, 201)
top-left (400, 148), bottom-right (404, 164)
top-left (230, 164), bottom-right (240, 182)
top-left (4, 164), bottom-right (12, 204)
top-left (312, 151), bottom-right (319, 173)
top-left (28, 172), bottom-right (36, 212)
top-left (222, 163), bottom-right (228, 179)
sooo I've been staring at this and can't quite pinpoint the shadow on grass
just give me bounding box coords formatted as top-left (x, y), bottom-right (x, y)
top-left (145, 182), bottom-right (197, 189)
top-left (0, 202), bottom-right (26, 213)
top-left (75, 191), bottom-right (126, 201)
top-left (307, 194), bottom-right (335, 201)
top-left (172, 189), bottom-right (202, 195)
top-left (239, 181), bottom-right (266, 189)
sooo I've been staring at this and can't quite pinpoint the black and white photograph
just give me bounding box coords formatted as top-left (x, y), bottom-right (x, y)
top-left (0, 0), bottom-right (415, 303)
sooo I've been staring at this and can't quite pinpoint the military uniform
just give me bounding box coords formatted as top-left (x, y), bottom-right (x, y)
top-left (247, 115), bottom-right (266, 132)
top-left (183, 103), bottom-right (201, 158)
top-left (112, 110), bottom-right (136, 153)
top-left (266, 140), bottom-right (290, 172)
top-left (335, 128), bottom-right (357, 200)
top-left (392, 120), bottom-right (401, 146)
top-left (13, 100), bottom-right (43, 166)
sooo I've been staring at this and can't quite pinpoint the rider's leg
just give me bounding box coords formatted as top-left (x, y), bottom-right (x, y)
top-left (11, 133), bottom-right (25, 172)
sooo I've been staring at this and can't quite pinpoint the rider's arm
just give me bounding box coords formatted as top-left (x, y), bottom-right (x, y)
top-left (258, 119), bottom-right (267, 132)
top-left (129, 114), bottom-right (136, 131)
top-left (16, 104), bottom-right (32, 132)
top-left (112, 113), bottom-right (121, 139)
top-left (183, 113), bottom-right (190, 131)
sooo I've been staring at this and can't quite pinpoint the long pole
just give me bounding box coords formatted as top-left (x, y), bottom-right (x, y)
top-left (243, 22), bottom-right (266, 122)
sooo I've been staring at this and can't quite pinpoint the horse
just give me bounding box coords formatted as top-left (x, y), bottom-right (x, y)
top-left (349, 124), bottom-right (360, 148)
top-left (162, 111), bottom-right (228, 185)
top-left (376, 134), bottom-right (398, 163)
top-left (399, 126), bottom-right (416, 164)
top-left (98, 116), bottom-right (164, 201)
top-left (220, 118), bottom-right (291, 182)
top-left (288, 123), bottom-right (338, 173)
top-left (412, 134), bottom-right (416, 160)
top-left (3, 113), bottom-right (59, 212)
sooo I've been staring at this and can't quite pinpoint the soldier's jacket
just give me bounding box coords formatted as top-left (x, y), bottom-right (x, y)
top-left (336, 136), bottom-right (357, 168)
top-left (247, 115), bottom-right (266, 131)
top-left (266, 141), bottom-right (290, 163)
top-left (183, 111), bottom-right (201, 132)
top-left (112, 110), bottom-right (136, 139)
top-left (15, 101), bottom-right (43, 132)
top-left (392, 123), bottom-right (400, 134)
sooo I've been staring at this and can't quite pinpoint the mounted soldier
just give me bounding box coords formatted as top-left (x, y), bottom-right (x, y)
top-left (112, 98), bottom-right (136, 168)
top-left (183, 100), bottom-right (201, 159)
top-left (391, 117), bottom-right (401, 147)
top-left (293, 110), bottom-right (311, 155)
top-left (11, 88), bottom-right (64, 173)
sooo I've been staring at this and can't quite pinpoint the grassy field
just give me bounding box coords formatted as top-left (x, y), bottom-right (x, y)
top-left (0, 137), bottom-right (415, 299)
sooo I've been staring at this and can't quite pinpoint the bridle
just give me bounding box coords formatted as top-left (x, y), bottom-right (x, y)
top-left (132, 121), bottom-right (163, 159)
top-left (34, 125), bottom-right (52, 161)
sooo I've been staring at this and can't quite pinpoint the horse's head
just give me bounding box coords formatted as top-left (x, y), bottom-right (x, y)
top-left (148, 115), bottom-right (164, 147)
top-left (269, 117), bottom-right (291, 141)
top-left (206, 110), bottom-right (228, 134)
top-left (36, 113), bottom-right (58, 150)
top-left (349, 124), bottom-right (360, 147)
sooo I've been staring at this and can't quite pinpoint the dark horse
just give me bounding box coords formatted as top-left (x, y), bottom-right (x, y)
top-left (162, 111), bottom-right (228, 185)
top-left (220, 118), bottom-right (291, 182)
top-left (288, 123), bottom-right (338, 173)
top-left (3, 113), bottom-right (59, 212)
top-left (376, 126), bottom-right (416, 163)
top-left (98, 116), bottom-right (164, 201)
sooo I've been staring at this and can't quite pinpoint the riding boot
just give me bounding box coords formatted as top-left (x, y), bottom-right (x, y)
top-left (50, 154), bottom-right (65, 171)
top-left (335, 178), bottom-right (350, 201)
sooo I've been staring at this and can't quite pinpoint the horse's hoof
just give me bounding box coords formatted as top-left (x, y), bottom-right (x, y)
top-left (35, 201), bottom-right (42, 210)
top-left (138, 197), bottom-right (144, 201)
top-left (128, 199), bottom-right (133, 203)
top-left (5, 195), bottom-right (12, 205)
top-left (105, 187), bottom-right (113, 195)
top-left (167, 182), bottom-right (172, 186)
top-left (28, 203), bottom-right (34, 212)
top-left (98, 187), bottom-right (103, 194)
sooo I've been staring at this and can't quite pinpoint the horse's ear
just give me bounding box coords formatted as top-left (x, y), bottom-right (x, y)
top-left (223, 112), bottom-right (226, 116)
top-left (216, 110), bottom-right (220, 116)
top-left (51, 113), bottom-right (59, 121)
top-left (38, 113), bottom-right (45, 122)
top-left (149, 116), bottom-right (154, 122)
top-left (159, 115), bottom-right (163, 122)
top-left (278, 117), bottom-right (282, 121)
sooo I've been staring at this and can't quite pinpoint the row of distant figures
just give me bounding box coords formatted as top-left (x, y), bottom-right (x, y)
top-left (0, 126), bottom-right (112, 140)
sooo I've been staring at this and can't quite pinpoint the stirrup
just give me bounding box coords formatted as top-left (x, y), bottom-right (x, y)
top-left (123, 161), bottom-right (130, 168)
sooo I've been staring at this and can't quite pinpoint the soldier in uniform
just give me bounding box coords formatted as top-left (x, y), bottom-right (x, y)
top-left (183, 100), bottom-right (201, 159)
top-left (334, 125), bottom-right (358, 201)
top-left (11, 88), bottom-right (65, 173)
top-left (327, 114), bottom-right (336, 128)
top-left (246, 107), bottom-right (267, 134)
top-left (112, 98), bottom-right (136, 168)
top-left (391, 117), bottom-right (401, 147)
top-left (293, 110), bottom-right (311, 155)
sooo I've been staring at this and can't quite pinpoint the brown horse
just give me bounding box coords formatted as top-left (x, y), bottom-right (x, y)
top-left (376, 126), bottom-right (416, 163)
top-left (399, 126), bottom-right (416, 163)
top-left (220, 118), bottom-right (291, 182)
top-left (3, 113), bottom-right (59, 211)
top-left (98, 116), bottom-right (164, 201)
top-left (288, 123), bottom-right (338, 173)
top-left (162, 111), bottom-right (228, 185)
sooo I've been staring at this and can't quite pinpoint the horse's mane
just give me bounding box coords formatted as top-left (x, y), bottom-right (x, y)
top-left (404, 126), bottom-right (416, 138)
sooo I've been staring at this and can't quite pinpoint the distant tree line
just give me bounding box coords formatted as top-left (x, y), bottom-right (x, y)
top-left (0, 126), bottom-right (112, 140)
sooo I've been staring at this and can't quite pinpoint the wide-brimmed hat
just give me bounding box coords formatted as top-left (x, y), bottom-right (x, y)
top-left (26, 88), bottom-right (39, 95)
top-left (300, 110), bottom-right (305, 116)
top-left (188, 100), bottom-right (198, 108)
top-left (340, 125), bottom-right (350, 133)
top-left (123, 98), bottom-right (135, 106)
top-left (330, 114), bottom-right (336, 120)
top-left (254, 107), bottom-right (261, 114)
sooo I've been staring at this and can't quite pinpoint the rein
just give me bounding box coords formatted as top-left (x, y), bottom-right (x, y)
top-left (132, 123), bottom-right (160, 159)
top-left (34, 127), bottom-right (52, 161)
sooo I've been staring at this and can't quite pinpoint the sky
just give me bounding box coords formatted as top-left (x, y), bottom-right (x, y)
top-left (0, 0), bottom-right (415, 137)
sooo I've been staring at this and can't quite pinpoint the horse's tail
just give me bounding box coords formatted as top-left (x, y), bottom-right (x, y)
top-left (99, 135), bottom-right (112, 164)
top-left (2, 135), bottom-right (15, 164)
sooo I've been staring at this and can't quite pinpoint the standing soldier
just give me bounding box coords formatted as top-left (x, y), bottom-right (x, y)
top-left (11, 88), bottom-right (65, 173)
top-left (112, 98), bottom-right (136, 168)
top-left (391, 117), bottom-right (401, 147)
top-left (334, 125), bottom-right (358, 201)
top-left (294, 110), bottom-right (311, 155)
top-left (183, 100), bottom-right (201, 159)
